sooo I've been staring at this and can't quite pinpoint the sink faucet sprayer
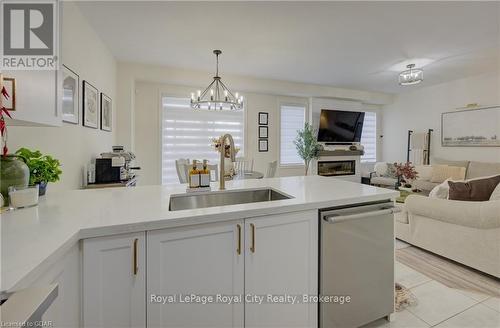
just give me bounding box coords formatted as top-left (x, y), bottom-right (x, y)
top-left (218, 134), bottom-right (235, 190)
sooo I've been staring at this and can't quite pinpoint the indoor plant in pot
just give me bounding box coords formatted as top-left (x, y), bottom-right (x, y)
top-left (294, 123), bottom-right (323, 175)
top-left (15, 148), bottom-right (62, 195)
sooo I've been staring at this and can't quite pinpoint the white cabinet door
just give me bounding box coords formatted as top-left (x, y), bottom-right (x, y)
top-left (3, 69), bottom-right (62, 127)
top-left (147, 221), bottom-right (244, 328)
top-left (83, 232), bottom-right (145, 328)
top-left (245, 210), bottom-right (318, 328)
top-left (37, 243), bottom-right (81, 327)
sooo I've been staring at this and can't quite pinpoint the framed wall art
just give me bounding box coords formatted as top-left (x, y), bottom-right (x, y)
top-left (100, 93), bottom-right (112, 132)
top-left (1, 77), bottom-right (16, 111)
top-left (82, 80), bottom-right (99, 129)
top-left (442, 106), bottom-right (500, 147)
top-left (258, 112), bottom-right (268, 125)
top-left (62, 65), bottom-right (79, 124)
top-left (259, 139), bottom-right (268, 152)
top-left (259, 126), bottom-right (268, 138)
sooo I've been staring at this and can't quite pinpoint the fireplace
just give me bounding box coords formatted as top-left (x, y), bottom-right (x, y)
top-left (317, 160), bottom-right (356, 177)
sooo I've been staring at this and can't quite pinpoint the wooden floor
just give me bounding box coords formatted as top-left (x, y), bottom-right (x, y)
top-left (396, 246), bottom-right (500, 298)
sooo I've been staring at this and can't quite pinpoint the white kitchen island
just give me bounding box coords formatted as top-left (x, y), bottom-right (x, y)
top-left (1, 176), bottom-right (398, 328)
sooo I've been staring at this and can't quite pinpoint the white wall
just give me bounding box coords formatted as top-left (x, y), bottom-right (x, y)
top-left (382, 72), bottom-right (500, 163)
top-left (118, 62), bottom-right (392, 185)
top-left (133, 82), bottom-right (310, 185)
top-left (7, 2), bottom-right (117, 191)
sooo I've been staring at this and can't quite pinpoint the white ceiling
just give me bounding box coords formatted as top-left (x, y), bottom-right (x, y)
top-left (77, 1), bottom-right (500, 94)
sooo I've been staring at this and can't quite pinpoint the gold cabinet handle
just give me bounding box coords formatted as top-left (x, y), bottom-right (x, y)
top-left (237, 224), bottom-right (242, 255)
top-left (250, 223), bottom-right (255, 253)
top-left (133, 238), bottom-right (139, 275)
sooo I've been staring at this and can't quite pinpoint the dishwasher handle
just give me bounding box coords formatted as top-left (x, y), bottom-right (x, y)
top-left (323, 206), bottom-right (401, 224)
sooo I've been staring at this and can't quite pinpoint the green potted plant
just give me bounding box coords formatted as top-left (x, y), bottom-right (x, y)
top-left (15, 148), bottom-right (62, 195)
top-left (293, 122), bottom-right (323, 175)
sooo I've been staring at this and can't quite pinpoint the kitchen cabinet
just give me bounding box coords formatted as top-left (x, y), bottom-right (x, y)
top-left (2, 70), bottom-right (62, 126)
top-left (146, 210), bottom-right (317, 328)
top-left (24, 243), bottom-right (80, 327)
top-left (147, 220), bottom-right (244, 328)
top-left (83, 232), bottom-right (146, 328)
top-left (245, 210), bottom-right (318, 328)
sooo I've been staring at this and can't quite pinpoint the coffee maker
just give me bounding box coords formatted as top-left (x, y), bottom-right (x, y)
top-left (95, 146), bottom-right (140, 183)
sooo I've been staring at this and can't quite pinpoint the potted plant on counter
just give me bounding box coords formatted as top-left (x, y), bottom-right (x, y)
top-left (15, 148), bottom-right (62, 195)
top-left (294, 123), bottom-right (323, 176)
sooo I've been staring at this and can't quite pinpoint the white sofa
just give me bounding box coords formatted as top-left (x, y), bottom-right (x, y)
top-left (396, 195), bottom-right (500, 278)
top-left (412, 159), bottom-right (500, 193)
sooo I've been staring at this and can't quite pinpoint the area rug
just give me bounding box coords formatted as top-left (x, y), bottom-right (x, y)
top-left (396, 246), bottom-right (500, 297)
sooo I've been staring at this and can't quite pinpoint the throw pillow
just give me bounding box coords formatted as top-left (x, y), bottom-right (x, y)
top-left (448, 175), bottom-right (500, 201)
top-left (489, 182), bottom-right (500, 201)
top-left (428, 179), bottom-right (451, 199)
top-left (430, 165), bottom-right (466, 183)
top-left (384, 163), bottom-right (398, 179)
top-left (415, 165), bottom-right (433, 181)
top-left (374, 162), bottom-right (388, 177)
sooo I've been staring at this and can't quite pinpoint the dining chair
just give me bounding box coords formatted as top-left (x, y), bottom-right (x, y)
top-left (234, 157), bottom-right (254, 174)
top-left (175, 159), bottom-right (190, 183)
top-left (266, 160), bottom-right (278, 178)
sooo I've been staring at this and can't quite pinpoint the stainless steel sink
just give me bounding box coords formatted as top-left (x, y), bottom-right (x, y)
top-left (169, 188), bottom-right (293, 211)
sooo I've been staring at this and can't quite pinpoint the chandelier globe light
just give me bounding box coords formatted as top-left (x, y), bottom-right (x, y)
top-left (190, 50), bottom-right (243, 111)
top-left (399, 64), bottom-right (423, 86)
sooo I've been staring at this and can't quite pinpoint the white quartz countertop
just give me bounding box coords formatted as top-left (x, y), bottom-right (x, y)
top-left (1, 176), bottom-right (398, 293)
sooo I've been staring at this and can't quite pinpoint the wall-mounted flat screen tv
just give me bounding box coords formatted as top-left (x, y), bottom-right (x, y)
top-left (317, 109), bottom-right (365, 143)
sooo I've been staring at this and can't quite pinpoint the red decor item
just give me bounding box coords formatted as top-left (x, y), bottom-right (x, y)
top-left (0, 84), bottom-right (11, 156)
top-left (394, 162), bottom-right (418, 181)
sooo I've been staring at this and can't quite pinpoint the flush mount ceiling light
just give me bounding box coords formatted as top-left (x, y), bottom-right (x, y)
top-left (399, 64), bottom-right (423, 86)
top-left (190, 50), bottom-right (243, 111)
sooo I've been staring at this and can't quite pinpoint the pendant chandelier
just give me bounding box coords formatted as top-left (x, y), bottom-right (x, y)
top-left (190, 50), bottom-right (243, 111)
top-left (399, 64), bottom-right (423, 86)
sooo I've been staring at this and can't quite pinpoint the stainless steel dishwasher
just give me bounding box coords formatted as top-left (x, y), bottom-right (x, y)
top-left (320, 200), bottom-right (399, 328)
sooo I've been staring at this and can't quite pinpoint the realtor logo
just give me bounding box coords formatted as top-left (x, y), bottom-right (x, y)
top-left (1, 1), bottom-right (58, 70)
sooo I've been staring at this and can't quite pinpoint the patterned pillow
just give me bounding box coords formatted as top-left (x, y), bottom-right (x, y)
top-left (383, 163), bottom-right (398, 179)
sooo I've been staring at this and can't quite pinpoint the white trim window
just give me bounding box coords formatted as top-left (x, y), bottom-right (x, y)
top-left (360, 111), bottom-right (377, 163)
top-left (280, 105), bottom-right (306, 166)
top-left (161, 97), bottom-right (244, 185)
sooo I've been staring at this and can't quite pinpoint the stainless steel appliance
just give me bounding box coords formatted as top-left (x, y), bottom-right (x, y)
top-left (320, 201), bottom-right (399, 327)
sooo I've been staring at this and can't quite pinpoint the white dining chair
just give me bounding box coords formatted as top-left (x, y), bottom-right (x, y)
top-left (175, 159), bottom-right (190, 183)
top-left (266, 160), bottom-right (278, 178)
top-left (234, 157), bottom-right (254, 174)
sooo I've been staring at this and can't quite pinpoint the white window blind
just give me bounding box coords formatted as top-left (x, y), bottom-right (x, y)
top-left (280, 105), bottom-right (306, 165)
top-left (161, 97), bottom-right (244, 185)
top-left (360, 112), bottom-right (377, 163)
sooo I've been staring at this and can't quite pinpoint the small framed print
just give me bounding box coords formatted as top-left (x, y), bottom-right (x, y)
top-left (259, 126), bottom-right (268, 138)
top-left (62, 65), bottom-right (79, 124)
top-left (100, 93), bottom-right (112, 132)
top-left (82, 81), bottom-right (99, 129)
top-left (259, 139), bottom-right (268, 152)
top-left (258, 112), bottom-right (268, 125)
top-left (1, 76), bottom-right (16, 111)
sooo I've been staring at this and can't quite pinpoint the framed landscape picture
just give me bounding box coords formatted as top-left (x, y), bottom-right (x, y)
top-left (100, 93), bottom-right (112, 131)
top-left (82, 81), bottom-right (99, 129)
top-left (442, 106), bottom-right (500, 147)
top-left (62, 65), bottom-right (79, 124)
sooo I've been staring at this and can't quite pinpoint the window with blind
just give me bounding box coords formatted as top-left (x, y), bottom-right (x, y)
top-left (280, 105), bottom-right (306, 165)
top-left (360, 112), bottom-right (377, 163)
top-left (161, 97), bottom-right (244, 185)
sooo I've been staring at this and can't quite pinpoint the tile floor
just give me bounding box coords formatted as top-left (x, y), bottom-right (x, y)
top-left (362, 240), bottom-right (500, 328)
